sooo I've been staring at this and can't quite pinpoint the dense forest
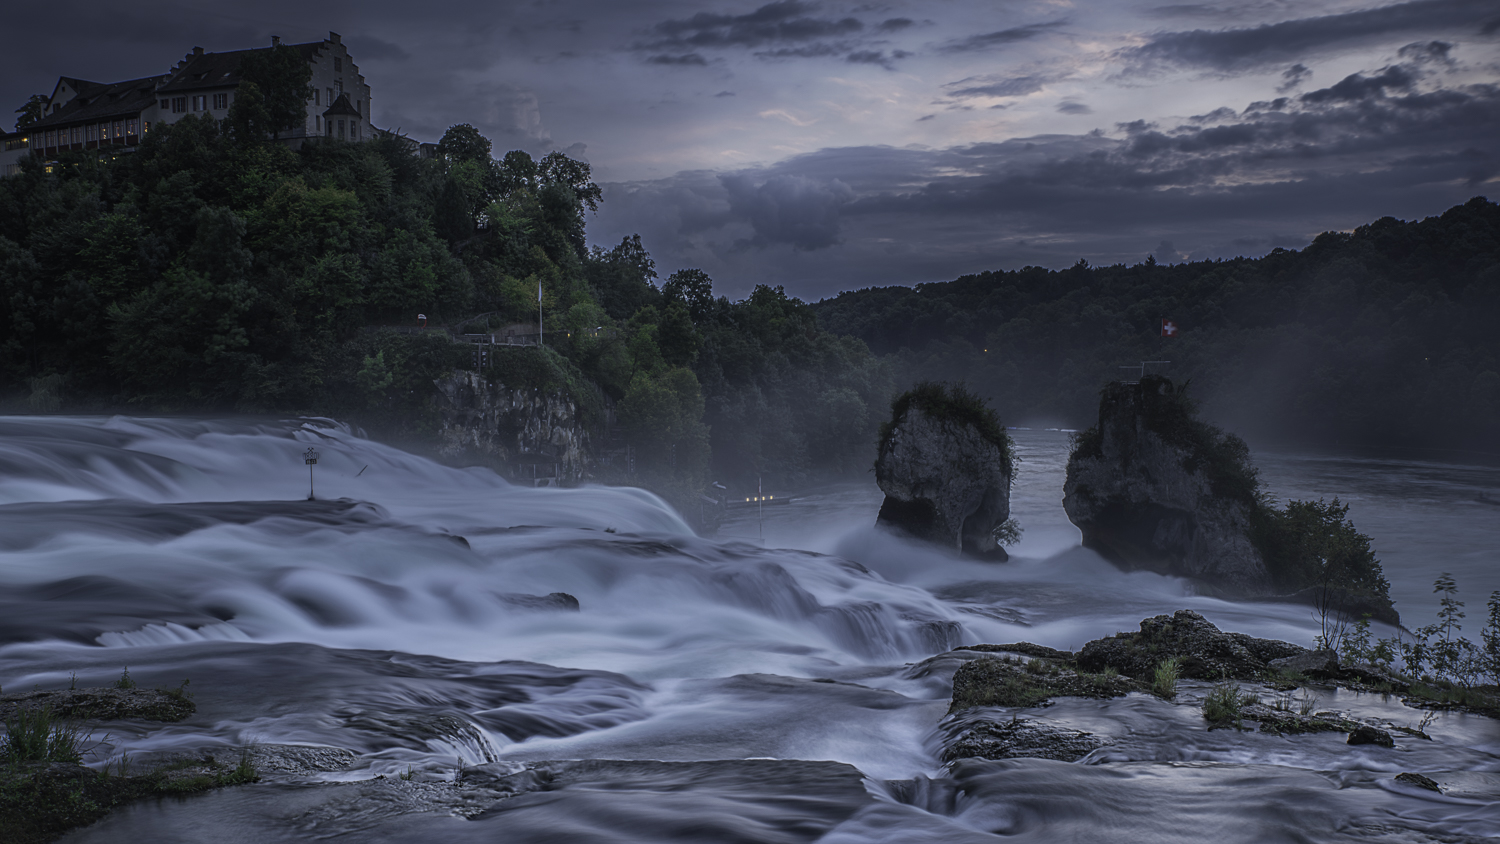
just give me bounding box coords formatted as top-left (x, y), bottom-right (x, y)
top-left (0, 45), bottom-right (890, 511)
top-left (813, 199), bottom-right (1500, 455)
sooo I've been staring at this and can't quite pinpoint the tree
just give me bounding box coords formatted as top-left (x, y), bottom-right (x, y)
top-left (227, 44), bottom-right (314, 142)
top-left (14, 94), bottom-right (46, 130)
top-left (663, 269), bottom-right (714, 322)
top-left (436, 124), bottom-right (492, 163)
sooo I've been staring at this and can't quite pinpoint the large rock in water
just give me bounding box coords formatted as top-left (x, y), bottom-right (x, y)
top-left (1063, 378), bottom-right (1269, 594)
top-left (874, 385), bottom-right (1013, 559)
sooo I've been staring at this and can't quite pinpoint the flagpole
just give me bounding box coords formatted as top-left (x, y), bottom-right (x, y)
top-left (538, 280), bottom-right (543, 347)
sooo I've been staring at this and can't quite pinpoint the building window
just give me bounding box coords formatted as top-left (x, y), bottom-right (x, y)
top-left (326, 88), bottom-right (333, 106)
top-left (334, 57), bottom-right (342, 72)
top-left (314, 89), bottom-right (320, 106)
top-left (86, 124), bottom-right (96, 142)
top-left (171, 97), bottom-right (185, 113)
top-left (114, 120), bottom-right (124, 139)
top-left (338, 119), bottom-right (345, 140)
top-left (213, 93), bottom-right (228, 110)
top-left (316, 116), bottom-right (321, 134)
top-left (191, 95), bottom-right (202, 111)
top-left (127, 118), bottom-right (138, 136)
top-left (44, 130), bottom-right (54, 148)
top-left (160, 99), bottom-right (169, 110)
top-left (334, 80), bottom-right (342, 97)
top-left (326, 120), bottom-right (333, 137)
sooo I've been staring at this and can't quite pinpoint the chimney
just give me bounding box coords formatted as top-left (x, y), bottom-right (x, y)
top-left (192, 46), bottom-right (204, 56)
top-left (329, 31), bottom-right (341, 44)
top-left (271, 35), bottom-right (281, 46)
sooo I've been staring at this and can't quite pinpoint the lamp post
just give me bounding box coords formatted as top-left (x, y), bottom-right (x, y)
top-left (304, 447), bottom-right (319, 500)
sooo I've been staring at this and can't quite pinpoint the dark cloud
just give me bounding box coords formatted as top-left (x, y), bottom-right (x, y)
top-left (944, 73), bottom-right (1059, 99)
top-left (1299, 65), bottom-right (1415, 103)
top-left (1124, 0), bottom-right (1498, 71)
top-left (1277, 63), bottom-right (1312, 93)
top-left (1188, 107), bottom-right (1237, 123)
top-left (940, 20), bottom-right (1067, 53)
top-left (1057, 101), bottom-right (1093, 114)
top-left (648, 1), bottom-right (863, 50)
top-left (755, 43), bottom-right (847, 59)
top-left (592, 64), bottom-right (1500, 297)
top-left (846, 49), bottom-right (909, 68)
top-left (1399, 40), bottom-right (1457, 64)
top-left (877, 18), bottom-right (915, 33)
top-left (715, 90), bottom-right (736, 97)
top-left (648, 53), bottom-right (709, 65)
top-left (720, 173), bottom-right (855, 249)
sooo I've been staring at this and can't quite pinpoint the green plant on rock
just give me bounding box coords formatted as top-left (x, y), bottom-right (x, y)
top-left (1152, 657), bottom-right (1181, 699)
top-left (1202, 682), bottom-right (1251, 728)
top-left (114, 669), bottom-right (135, 690)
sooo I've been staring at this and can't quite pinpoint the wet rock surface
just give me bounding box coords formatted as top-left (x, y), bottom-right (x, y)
top-left (1346, 724), bottom-right (1395, 747)
top-left (942, 716), bottom-right (1106, 763)
top-left (949, 653), bottom-right (1140, 713)
top-left (1076, 610), bottom-right (1307, 680)
top-left (1394, 772), bottom-right (1442, 792)
top-left (875, 403), bottom-right (1012, 560)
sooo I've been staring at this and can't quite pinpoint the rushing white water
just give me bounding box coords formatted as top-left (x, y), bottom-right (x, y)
top-left (1, 417), bottom-right (1496, 842)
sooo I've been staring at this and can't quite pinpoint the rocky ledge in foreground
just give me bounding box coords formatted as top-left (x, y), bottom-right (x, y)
top-left (874, 382), bottom-right (1016, 560)
top-left (0, 686), bottom-right (195, 723)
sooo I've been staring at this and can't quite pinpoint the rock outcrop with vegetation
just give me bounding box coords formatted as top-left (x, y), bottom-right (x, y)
top-left (1075, 610), bottom-right (1309, 680)
top-left (874, 382), bottom-right (1017, 559)
top-left (1065, 377), bottom-right (1395, 621)
top-left (1064, 377), bottom-right (1268, 593)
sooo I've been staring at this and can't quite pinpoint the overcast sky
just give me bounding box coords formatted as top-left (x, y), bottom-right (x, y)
top-left (6, 0), bottom-right (1498, 300)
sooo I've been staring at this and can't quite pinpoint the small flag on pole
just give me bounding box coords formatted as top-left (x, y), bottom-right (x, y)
top-left (1160, 319), bottom-right (1178, 337)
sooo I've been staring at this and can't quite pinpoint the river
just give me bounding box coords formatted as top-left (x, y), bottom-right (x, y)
top-left (1, 418), bottom-right (1496, 842)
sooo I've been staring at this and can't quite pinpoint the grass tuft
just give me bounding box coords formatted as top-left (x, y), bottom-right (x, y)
top-left (1152, 657), bottom-right (1182, 699)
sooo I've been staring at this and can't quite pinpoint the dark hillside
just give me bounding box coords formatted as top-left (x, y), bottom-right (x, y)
top-left (811, 197), bottom-right (1500, 452)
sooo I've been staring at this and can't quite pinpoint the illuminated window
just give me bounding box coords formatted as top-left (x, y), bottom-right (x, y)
top-left (126, 118), bottom-right (138, 136)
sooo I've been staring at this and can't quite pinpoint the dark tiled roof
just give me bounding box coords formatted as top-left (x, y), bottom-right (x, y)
top-left (29, 76), bottom-right (169, 129)
top-left (156, 42), bottom-right (323, 94)
top-left (322, 92), bottom-right (360, 117)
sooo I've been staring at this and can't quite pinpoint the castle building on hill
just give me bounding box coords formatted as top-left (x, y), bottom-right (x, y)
top-left (14, 31), bottom-right (371, 168)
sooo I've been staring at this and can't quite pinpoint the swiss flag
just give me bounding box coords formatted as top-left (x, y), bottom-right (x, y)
top-left (1161, 319), bottom-right (1178, 337)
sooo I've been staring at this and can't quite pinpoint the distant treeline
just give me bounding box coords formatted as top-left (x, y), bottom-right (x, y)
top-left (0, 57), bottom-right (889, 509)
top-left (812, 197), bottom-right (1500, 453)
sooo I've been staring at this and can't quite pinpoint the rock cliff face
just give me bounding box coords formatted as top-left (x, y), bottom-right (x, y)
top-left (433, 370), bottom-right (593, 484)
top-left (1063, 379), bottom-right (1269, 594)
top-left (875, 401), bottom-right (1012, 560)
